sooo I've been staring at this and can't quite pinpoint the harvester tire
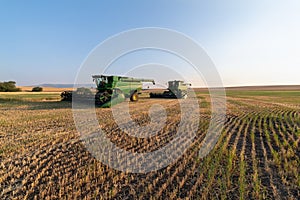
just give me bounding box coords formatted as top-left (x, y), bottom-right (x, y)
top-left (130, 92), bottom-right (138, 102)
top-left (95, 91), bottom-right (111, 105)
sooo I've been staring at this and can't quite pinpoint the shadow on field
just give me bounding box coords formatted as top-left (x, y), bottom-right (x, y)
top-left (28, 101), bottom-right (73, 110)
top-left (0, 98), bottom-right (72, 110)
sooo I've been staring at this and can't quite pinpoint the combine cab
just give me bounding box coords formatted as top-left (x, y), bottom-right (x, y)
top-left (150, 80), bottom-right (191, 99)
top-left (93, 75), bottom-right (155, 107)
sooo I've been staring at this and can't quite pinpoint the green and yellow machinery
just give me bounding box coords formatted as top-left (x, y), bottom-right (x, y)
top-left (93, 75), bottom-right (155, 107)
top-left (149, 80), bottom-right (191, 99)
top-left (61, 75), bottom-right (155, 107)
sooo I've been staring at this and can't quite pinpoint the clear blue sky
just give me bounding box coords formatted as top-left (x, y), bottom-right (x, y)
top-left (0, 0), bottom-right (299, 86)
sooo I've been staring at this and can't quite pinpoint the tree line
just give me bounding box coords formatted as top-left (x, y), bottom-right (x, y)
top-left (0, 81), bottom-right (21, 92)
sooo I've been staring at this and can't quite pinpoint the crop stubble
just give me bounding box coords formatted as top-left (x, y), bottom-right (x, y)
top-left (0, 92), bottom-right (299, 199)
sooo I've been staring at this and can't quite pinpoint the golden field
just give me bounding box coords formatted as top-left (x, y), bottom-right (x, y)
top-left (0, 87), bottom-right (299, 199)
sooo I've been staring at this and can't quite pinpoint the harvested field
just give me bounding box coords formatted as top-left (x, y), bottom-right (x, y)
top-left (18, 86), bottom-right (73, 92)
top-left (0, 88), bottom-right (299, 199)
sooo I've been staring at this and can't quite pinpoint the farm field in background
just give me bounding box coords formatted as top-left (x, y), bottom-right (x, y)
top-left (0, 92), bottom-right (61, 102)
top-left (0, 87), bottom-right (299, 199)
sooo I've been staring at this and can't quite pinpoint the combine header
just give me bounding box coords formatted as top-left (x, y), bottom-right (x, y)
top-left (61, 90), bottom-right (73, 101)
top-left (150, 80), bottom-right (191, 99)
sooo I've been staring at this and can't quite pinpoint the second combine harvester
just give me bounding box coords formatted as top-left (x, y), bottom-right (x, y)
top-left (149, 80), bottom-right (191, 99)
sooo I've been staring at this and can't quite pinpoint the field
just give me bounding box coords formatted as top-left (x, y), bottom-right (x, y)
top-left (0, 87), bottom-right (299, 199)
top-left (18, 86), bottom-right (73, 92)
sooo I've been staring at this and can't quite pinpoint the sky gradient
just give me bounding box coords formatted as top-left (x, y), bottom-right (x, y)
top-left (0, 0), bottom-right (299, 86)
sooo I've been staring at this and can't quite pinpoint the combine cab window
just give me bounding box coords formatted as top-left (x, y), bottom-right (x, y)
top-left (94, 77), bottom-right (107, 87)
top-left (168, 81), bottom-right (179, 91)
top-left (94, 78), bottom-right (100, 86)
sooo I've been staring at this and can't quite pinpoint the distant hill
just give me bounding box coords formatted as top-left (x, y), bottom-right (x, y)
top-left (29, 83), bottom-right (162, 89)
top-left (31, 83), bottom-right (95, 88)
top-left (18, 86), bottom-right (73, 92)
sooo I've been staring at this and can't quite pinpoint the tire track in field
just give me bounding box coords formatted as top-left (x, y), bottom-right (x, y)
top-left (226, 116), bottom-right (248, 199)
top-left (190, 111), bottom-right (249, 199)
top-left (262, 115), bottom-right (291, 199)
top-left (257, 116), bottom-right (289, 199)
top-left (253, 116), bottom-right (275, 199)
top-left (141, 114), bottom-right (235, 199)
top-left (241, 117), bottom-right (255, 199)
top-left (237, 117), bottom-right (251, 199)
top-left (205, 112), bottom-right (256, 199)
top-left (171, 116), bottom-right (236, 198)
top-left (249, 115), bottom-right (262, 199)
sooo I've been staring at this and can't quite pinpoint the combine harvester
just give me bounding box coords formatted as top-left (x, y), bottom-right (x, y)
top-left (61, 75), bottom-right (155, 107)
top-left (149, 80), bottom-right (191, 99)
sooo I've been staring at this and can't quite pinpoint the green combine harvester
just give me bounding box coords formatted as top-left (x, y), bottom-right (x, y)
top-left (93, 75), bottom-right (155, 107)
top-left (61, 75), bottom-right (155, 107)
top-left (149, 80), bottom-right (191, 99)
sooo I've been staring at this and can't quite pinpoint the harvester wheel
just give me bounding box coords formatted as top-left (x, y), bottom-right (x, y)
top-left (95, 91), bottom-right (111, 105)
top-left (130, 92), bottom-right (138, 102)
